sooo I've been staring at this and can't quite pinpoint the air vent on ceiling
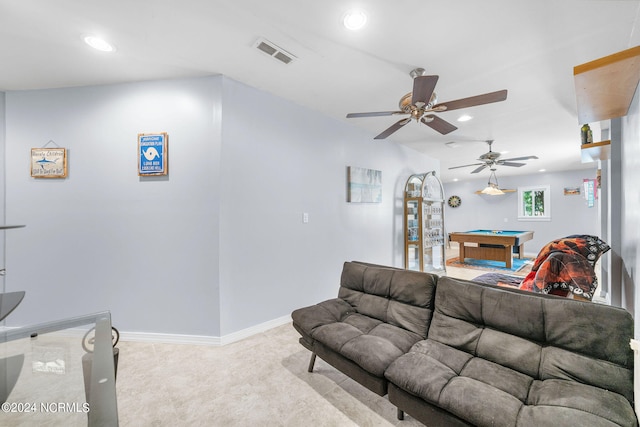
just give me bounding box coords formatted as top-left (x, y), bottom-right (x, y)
top-left (254, 38), bottom-right (296, 65)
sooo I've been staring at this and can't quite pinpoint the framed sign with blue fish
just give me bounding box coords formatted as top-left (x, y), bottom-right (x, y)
top-left (138, 133), bottom-right (168, 176)
top-left (31, 147), bottom-right (67, 178)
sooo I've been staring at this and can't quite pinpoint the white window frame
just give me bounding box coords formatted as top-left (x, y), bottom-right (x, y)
top-left (517, 185), bottom-right (551, 221)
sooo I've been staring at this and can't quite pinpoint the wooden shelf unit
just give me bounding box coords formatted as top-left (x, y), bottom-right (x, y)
top-left (581, 140), bottom-right (611, 163)
top-left (574, 46), bottom-right (640, 124)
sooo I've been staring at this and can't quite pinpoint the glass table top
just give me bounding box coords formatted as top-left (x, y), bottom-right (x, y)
top-left (0, 311), bottom-right (118, 426)
top-left (0, 292), bottom-right (25, 322)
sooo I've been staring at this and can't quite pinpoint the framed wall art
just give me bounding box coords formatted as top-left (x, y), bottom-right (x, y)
top-left (138, 132), bottom-right (168, 176)
top-left (31, 147), bottom-right (67, 178)
top-left (347, 166), bottom-right (382, 203)
top-left (564, 187), bottom-right (581, 196)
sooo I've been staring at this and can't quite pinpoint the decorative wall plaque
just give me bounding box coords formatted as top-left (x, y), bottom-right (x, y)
top-left (138, 133), bottom-right (168, 176)
top-left (31, 148), bottom-right (67, 178)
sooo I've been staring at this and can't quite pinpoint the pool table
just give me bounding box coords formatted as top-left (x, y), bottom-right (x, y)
top-left (449, 230), bottom-right (534, 268)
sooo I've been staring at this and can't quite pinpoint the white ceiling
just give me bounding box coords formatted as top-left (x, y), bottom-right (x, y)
top-left (1, 0), bottom-right (639, 182)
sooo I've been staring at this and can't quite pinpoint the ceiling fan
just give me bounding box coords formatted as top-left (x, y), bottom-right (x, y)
top-left (346, 68), bottom-right (508, 139)
top-left (448, 140), bottom-right (538, 174)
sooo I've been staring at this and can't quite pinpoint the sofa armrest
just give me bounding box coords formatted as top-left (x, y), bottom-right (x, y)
top-left (291, 298), bottom-right (354, 338)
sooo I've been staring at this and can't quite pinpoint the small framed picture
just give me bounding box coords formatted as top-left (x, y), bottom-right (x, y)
top-left (347, 166), bottom-right (382, 203)
top-left (138, 133), bottom-right (168, 176)
top-left (31, 148), bottom-right (67, 178)
top-left (564, 187), bottom-right (581, 195)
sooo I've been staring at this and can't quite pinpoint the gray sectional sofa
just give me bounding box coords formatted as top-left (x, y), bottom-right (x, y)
top-left (291, 261), bottom-right (637, 427)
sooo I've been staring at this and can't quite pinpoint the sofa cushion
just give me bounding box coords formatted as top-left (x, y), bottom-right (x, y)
top-left (386, 340), bottom-right (532, 424)
top-left (335, 322), bottom-right (417, 376)
top-left (291, 298), bottom-right (352, 334)
top-left (385, 276), bottom-right (636, 427)
top-left (428, 277), bottom-right (634, 397)
top-left (523, 379), bottom-right (637, 426)
top-left (291, 261), bottom-right (438, 377)
top-left (386, 340), bottom-right (636, 427)
top-left (338, 262), bottom-right (437, 337)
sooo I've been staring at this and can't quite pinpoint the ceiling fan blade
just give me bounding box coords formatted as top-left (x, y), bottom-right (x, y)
top-left (421, 115), bottom-right (457, 135)
top-left (434, 89), bottom-right (508, 112)
top-left (471, 165), bottom-right (489, 174)
top-left (499, 155), bottom-right (539, 162)
top-left (497, 161), bottom-right (526, 167)
top-left (448, 163), bottom-right (485, 170)
top-left (411, 75), bottom-right (438, 105)
top-left (374, 118), bottom-right (411, 140)
top-left (346, 111), bottom-right (403, 118)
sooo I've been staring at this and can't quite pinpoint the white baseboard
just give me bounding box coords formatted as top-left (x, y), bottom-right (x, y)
top-left (119, 315), bottom-right (292, 346)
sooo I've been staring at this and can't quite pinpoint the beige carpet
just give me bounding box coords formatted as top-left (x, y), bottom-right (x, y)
top-left (114, 324), bottom-right (423, 426)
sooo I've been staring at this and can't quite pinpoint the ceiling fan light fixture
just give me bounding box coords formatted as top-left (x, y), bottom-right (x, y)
top-left (343, 10), bottom-right (367, 31)
top-left (481, 185), bottom-right (505, 195)
top-left (480, 170), bottom-right (505, 195)
top-left (457, 114), bottom-right (473, 122)
top-left (83, 35), bottom-right (115, 52)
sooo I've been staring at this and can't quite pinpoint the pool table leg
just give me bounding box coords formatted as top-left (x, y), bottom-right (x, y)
top-left (505, 248), bottom-right (512, 269)
top-left (458, 243), bottom-right (466, 262)
top-left (517, 243), bottom-right (525, 259)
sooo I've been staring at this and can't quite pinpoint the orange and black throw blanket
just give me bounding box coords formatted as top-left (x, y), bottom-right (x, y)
top-left (519, 235), bottom-right (610, 300)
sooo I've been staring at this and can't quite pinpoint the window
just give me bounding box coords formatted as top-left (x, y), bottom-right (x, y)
top-left (518, 185), bottom-right (551, 221)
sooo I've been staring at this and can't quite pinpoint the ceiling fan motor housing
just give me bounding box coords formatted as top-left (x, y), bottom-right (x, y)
top-left (399, 92), bottom-right (438, 116)
top-left (479, 152), bottom-right (501, 161)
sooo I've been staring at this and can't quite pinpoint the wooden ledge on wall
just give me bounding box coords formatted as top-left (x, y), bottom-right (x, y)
top-left (474, 189), bottom-right (516, 195)
top-left (581, 140), bottom-right (611, 163)
top-left (574, 46), bottom-right (640, 124)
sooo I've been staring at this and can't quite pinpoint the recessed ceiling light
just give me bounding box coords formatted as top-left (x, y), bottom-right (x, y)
top-left (83, 35), bottom-right (115, 52)
top-left (457, 114), bottom-right (473, 122)
top-left (343, 9), bottom-right (367, 31)
top-left (539, 169), bottom-right (546, 172)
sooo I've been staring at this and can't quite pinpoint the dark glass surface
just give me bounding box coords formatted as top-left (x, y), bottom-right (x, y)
top-left (0, 291), bottom-right (25, 322)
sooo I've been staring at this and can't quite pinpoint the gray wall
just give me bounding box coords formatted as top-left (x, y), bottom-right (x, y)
top-left (443, 168), bottom-right (600, 256)
top-left (4, 77), bottom-right (223, 336)
top-left (621, 85), bottom-right (640, 334)
top-left (1, 76), bottom-right (439, 338)
top-left (217, 77), bottom-right (439, 335)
